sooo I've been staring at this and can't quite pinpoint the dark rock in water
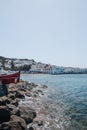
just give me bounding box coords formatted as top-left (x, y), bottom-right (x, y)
top-left (38, 90), bottom-right (44, 95)
top-left (15, 91), bottom-right (25, 99)
top-left (33, 94), bottom-right (38, 97)
top-left (38, 90), bottom-right (43, 93)
top-left (11, 100), bottom-right (19, 107)
top-left (19, 106), bottom-right (36, 124)
top-left (41, 85), bottom-right (48, 89)
top-left (28, 127), bottom-right (34, 130)
top-left (38, 120), bottom-right (43, 126)
top-left (0, 106), bottom-right (10, 123)
top-left (25, 93), bottom-right (32, 97)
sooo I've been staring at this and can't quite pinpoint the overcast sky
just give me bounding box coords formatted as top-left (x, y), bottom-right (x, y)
top-left (0, 0), bottom-right (87, 67)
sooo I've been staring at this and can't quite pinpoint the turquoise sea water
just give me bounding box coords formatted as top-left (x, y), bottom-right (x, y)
top-left (21, 74), bottom-right (87, 130)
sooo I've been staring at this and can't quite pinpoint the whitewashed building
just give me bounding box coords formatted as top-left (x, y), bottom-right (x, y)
top-left (52, 66), bottom-right (64, 74)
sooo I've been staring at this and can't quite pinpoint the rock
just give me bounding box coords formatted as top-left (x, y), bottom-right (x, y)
top-left (0, 106), bottom-right (10, 123)
top-left (38, 90), bottom-right (43, 93)
top-left (11, 99), bottom-right (19, 107)
top-left (11, 109), bottom-right (20, 116)
top-left (0, 120), bottom-right (26, 130)
top-left (41, 85), bottom-right (48, 89)
top-left (28, 127), bottom-right (34, 130)
top-left (0, 122), bottom-right (11, 130)
top-left (10, 115), bottom-right (27, 130)
top-left (30, 83), bottom-right (36, 88)
top-left (7, 104), bottom-right (17, 111)
top-left (19, 88), bottom-right (26, 92)
top-left (25, 93), bottom-right (32, 97)
top-left (7, 104), bottom-right (20, 116)
top-left (15, 91), bottom-right (25, 99)
top-left (0, 96), bottom-right (10, 106)
top-left (17, 81), bottom-right (34, 91)
top-left (38, 90), bottom-right (44, 95)
top-left (8, 93), bottom-right (16, 100)
top-left (0, 81), bottom-right (48, 129)
top-left (19, 106), bottom-right (36, 124)
top-left (8, 84), bottom-right (18, 93)
top-left (33, 94), bottom-right (38, 97)
top-left (38, 120), bottom-right (43, 126)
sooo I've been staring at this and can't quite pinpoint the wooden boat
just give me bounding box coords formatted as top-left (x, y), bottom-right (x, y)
top-left (0, 71), bottom-right (20, 84)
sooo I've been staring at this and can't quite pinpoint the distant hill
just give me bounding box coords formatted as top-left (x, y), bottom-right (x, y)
top-left (0, 56), bottom-right (87, 74)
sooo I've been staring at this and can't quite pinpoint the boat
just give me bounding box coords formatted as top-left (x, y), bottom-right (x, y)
top-left (0, 71), bottom-right (20, 84)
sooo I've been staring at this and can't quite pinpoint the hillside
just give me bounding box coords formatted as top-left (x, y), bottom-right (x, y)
top-left (0, 56), bottom-right (87, 74)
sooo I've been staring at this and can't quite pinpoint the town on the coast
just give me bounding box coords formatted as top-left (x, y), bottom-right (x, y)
top-left (0, 56), bottom-right (63, 130)
top-left (0, 56), bottom-right (87, 74)
top-left (0, 56), bottom-right (87, 130)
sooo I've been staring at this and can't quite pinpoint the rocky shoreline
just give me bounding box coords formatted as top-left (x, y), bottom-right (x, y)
top-left (0, 81), bottom-right (49, 130)
top-left (0, 80), bottom-right (69, 130)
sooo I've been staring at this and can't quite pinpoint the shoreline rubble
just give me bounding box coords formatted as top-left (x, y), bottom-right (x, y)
top-left (0, 80), bottom-right (68, 130)
top-left (0, 81), bottom-right (49, 130)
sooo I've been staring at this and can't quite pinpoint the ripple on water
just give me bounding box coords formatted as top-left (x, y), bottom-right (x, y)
top-left (21, 74), bottom-right (87, 130)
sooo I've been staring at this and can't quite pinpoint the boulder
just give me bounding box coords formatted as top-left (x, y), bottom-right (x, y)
top-left (0, 122), bottom-right (11, 130)
top-left (7, 104), bottom-right (17, 111)
top-left (7, 104), bottom-right (20, 116)
top-left (11, 99), bottom-right (19, 107)
top-left (0, 120), bottom-right (26, 130)
top-left (19, 106), bottom-right (36, 124)
top-left (0, 106), bottom-right (10, 123)
top-left (8, 93), bottom-right (16, 100)
top-left (0, 96), bottom-right (10, 106)
top-left (10, 115), bottom-right (27, 130)
top-left (11, 109), bottom-right (20, 116)
top-left (15, 91), bottom-right (25, 99)
top-left (8, 84), bottom-right (18, 94)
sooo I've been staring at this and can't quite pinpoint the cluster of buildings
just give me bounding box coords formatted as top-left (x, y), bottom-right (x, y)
top-left (0, 58), bottom-right (64, 74)
top-left (0, 58), bottom-right (35, 69)
top-left (0, 57), bottom-right (87, 74)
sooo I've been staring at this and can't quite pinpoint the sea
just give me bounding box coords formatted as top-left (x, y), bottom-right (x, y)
top-left (21, 74), bottom-right (87, 130)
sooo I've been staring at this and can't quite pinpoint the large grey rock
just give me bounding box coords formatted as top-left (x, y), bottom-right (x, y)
top-left (19, 106), bottom-right (36, 124)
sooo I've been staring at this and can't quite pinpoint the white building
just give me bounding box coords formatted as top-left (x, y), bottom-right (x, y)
top-left (52, 66), bottom-right (64, 74)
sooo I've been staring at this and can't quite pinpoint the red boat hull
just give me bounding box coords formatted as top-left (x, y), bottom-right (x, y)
top-left (0, 71), bottom-right (20, 84)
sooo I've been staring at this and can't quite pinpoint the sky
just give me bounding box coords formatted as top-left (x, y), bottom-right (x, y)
top-left (0, 0), bottom-right (87, 68)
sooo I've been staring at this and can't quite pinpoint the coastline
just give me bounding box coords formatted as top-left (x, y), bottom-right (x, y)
top-left (0, 80), bottom-right (64, 130)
